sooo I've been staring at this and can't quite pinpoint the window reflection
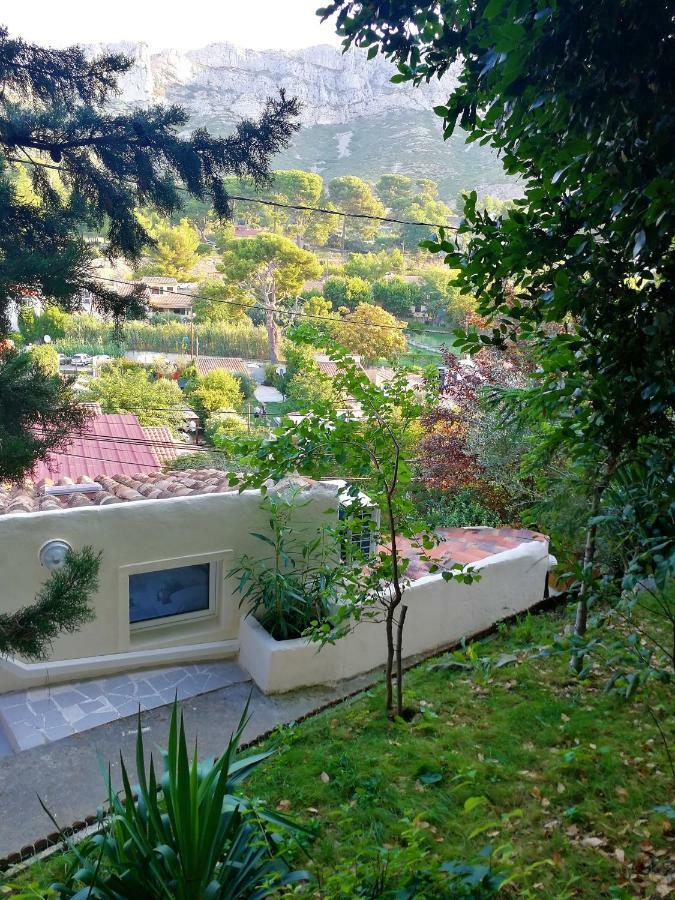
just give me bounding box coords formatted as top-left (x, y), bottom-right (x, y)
top-left (129, 563), bottom-right (210, 624)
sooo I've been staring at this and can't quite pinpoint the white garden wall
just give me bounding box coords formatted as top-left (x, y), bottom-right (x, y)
top-left (0, 482), bottom-right (340, 692)
top-left (239, 539), bottom-right (553, 693)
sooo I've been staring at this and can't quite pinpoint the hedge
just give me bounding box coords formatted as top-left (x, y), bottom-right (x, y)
top-left (62, 316), bottom-right (269, 359)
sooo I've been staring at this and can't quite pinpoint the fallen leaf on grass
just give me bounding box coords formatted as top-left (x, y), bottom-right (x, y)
top-left (615, 785), bottom-right (628, 800)
top-left (320, 771), bottom-right (330, 783)
top-left (277, 799), bottom-right (291, 811)
top-left (614, 848), bottom-right (625, 864)
top-left (581, 836), bottom-right (606, 849)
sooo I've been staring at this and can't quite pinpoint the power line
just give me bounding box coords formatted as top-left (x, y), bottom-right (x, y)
top-left (4, 155), bottom-right (459, 230)
top-left (40, 447), bottom-right (371, 483)
top-left (90, 274), bottom-right (461, 339)
top-left (93, 275), bottom-right (411, 331)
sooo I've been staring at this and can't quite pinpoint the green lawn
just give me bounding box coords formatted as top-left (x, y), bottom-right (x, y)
top-left (6, 603), bottom-right (673, 898)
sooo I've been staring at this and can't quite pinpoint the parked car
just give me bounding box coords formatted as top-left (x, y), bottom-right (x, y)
top-left (71, 353), bottom-right (92, 367)
top-left (57, 353), bottom-right (71, 366)
top-left (92, 354), bottom-right (112, 368)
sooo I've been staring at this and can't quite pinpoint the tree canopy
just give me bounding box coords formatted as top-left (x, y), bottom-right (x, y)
top-left (136, 217), bottom-right (201, 280)
top-left (333, 302), bottom-right (407, 362)
top-left (0, 25), bottom-right (299, 478)
top-left (220, 233), bottom-right (322, 362)
top-left (83, 362), bottom-right (184, 430)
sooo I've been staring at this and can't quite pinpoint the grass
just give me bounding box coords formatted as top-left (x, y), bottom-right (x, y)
top-left (6, 604), bottom-right (673, 898)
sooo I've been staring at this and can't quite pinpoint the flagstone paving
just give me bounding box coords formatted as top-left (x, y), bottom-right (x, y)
top-left (0, 661), bottom-right (248, 754)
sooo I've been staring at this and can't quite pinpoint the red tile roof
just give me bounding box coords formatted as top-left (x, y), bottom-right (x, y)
top-left (140, 426), bottom-right (181, 465)
top-left (395, 527), bottom-right (548, 581)
top-left (0, 471), bottom-right (317, 516)
top-left (32, 414), bottom-right (162, 482)
top-left (195, 356), bottom-right (250, 376)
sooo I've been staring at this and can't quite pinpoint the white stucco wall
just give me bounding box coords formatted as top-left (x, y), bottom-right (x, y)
top-left (0, 482), bottom-right (340, 692)
top-left (239, 540), bottom-right (552, 694)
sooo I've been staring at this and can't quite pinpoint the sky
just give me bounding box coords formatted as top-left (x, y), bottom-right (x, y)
top-left (1, 0), bottom-right (341, 51)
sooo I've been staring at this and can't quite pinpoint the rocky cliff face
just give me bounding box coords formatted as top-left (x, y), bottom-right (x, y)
top-left (89, 41), bottom-right (514, 202)
top-left (95, 42), bottom-right (456, 126)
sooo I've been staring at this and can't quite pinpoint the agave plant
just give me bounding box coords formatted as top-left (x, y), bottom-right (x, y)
top-left (47, 700), bottom-right (309, 899)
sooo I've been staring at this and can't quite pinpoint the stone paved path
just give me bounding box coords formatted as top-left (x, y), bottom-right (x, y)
top-left (0, 661), bottom-right (248, 753)
top-left (0, 670), bottom-right (376, 859)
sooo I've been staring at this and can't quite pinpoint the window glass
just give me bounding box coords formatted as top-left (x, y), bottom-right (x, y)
top-left (129, 562), bottom-right (210, 624)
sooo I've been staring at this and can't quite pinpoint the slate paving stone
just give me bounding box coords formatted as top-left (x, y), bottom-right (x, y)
top-left (0, 661), bottom-right (250, 754)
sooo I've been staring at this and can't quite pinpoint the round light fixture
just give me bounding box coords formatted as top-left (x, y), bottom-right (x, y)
top-left (39, 539), bottom-right (72, 571)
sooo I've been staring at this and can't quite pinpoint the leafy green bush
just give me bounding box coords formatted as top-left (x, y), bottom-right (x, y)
top-left (412, 485), bottom-right (503, 529)
top-left (26, 343), bottom-right (59, 375)
top-left (233, 371), bottom-right (257, 400)
top-left (229, 490), bottom-right (347, 640)
top-left (263, 361), bottom-right (281, 387)
top-left (186, 368), bottom-right (244, 421)
top-left (206, 412), bottom-right (249, 449)
top-left (50, 702), bottom-right (309, 899)
top-left (83, 361), bottom-right (184, 430)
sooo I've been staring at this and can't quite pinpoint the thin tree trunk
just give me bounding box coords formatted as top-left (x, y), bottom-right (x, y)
top-left (265, 297), bottom-right (279, 363)
top-left (341, 216), bottom-right (346, 261)
top-left (395, 604), bottom-right (408, 717)
top-left (385, 606), bottom-right (394, 715)
top-left (570, 479), bottom-right (604, 673)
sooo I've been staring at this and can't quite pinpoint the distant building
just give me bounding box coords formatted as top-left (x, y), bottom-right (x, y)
top-left (134, 276), bottom-right (196, 318)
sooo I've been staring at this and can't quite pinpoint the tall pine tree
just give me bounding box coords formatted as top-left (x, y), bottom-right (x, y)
top-left (0, 25), bottom-right (299, 475)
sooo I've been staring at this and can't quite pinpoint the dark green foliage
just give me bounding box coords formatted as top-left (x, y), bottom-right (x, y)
top-left (0, 547), bottom-right (100, 660)
top-left (410, 485), bottom-right (502, 530)
top-left (372, 275), bottom-right (421, 317)
top-left (0, 25), bottom-right (298, 478)
top-left (0, 347), bottom-right (88, 479)
top-left (229, 490), bottom-right (345, 641)
top-left (321, 0), bottom-right (675, 664)
top-left (233, 372), bottom-right (257, 401)
top-left (50, 701), bottom-right (309, 899)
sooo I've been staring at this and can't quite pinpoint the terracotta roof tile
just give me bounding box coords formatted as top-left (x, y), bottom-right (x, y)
top-left (0, 470), bottom-right (245, 517)
top-left (195, 356), bottom-right (250, 377)
top-left (141, 426), bottom-right (181, 465)
top-left (33, 413), bottom-right (161, 481)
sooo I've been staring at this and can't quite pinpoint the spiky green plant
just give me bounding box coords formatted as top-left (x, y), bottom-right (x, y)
top-left (48, 701), bottom-right (310, 899)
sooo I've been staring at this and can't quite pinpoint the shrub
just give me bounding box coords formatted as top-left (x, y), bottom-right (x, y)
top-left (263, 361), bottom-right (282, 387)
top-left (232, 371), bottom-right (257, 400)
top-left (372, 275), bottom-right (421, 317)
top-left (229, 490), bottom-right (348, 640)
top-left (206, 412), bottom-right (249, 449)
top-left (411, 485), bottom-right (503, 529)
top-left (50, 702), bottom-right (309, 898)
top-left (323, 274), bottom-right (372, 309)
top-left (285, 368), bottom-right (337, 407)
top-left (187, 369), bottom-right (244, 420)
top-left (83, 361), bottom-right (184, 430)
top-left (26, 343), bottom-right (59, 375)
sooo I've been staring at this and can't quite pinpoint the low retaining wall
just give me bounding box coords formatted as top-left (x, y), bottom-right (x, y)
top-left (239, 539), bottom-right (553, 693)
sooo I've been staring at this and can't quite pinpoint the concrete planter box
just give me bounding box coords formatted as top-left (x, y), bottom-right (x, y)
top-left (238, 539), bottom-right (554, 694)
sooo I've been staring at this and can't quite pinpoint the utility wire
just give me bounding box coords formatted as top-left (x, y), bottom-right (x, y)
top-left (90, 274), bottom-right (460, 338)
top-left (40, 447), bottom-right (370, 482)
top-left (4, 155), bottom-right (459, 230)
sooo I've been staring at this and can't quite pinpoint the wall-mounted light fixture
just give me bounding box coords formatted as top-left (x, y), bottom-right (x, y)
top-left (39, 539), bottom-right (72, 571)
